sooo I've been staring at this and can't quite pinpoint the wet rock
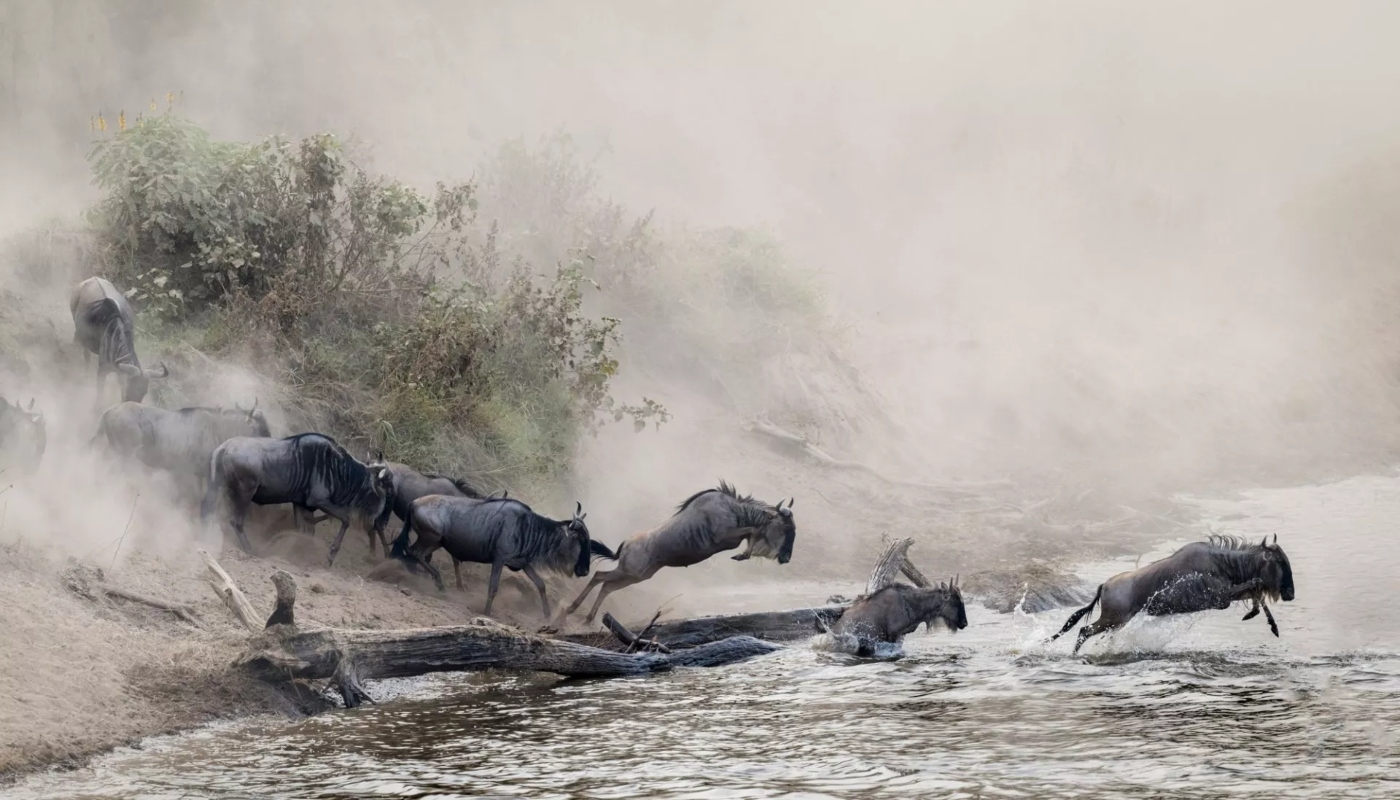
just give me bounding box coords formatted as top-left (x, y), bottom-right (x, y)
top-left (962, 564), bottom-right (1093, 614)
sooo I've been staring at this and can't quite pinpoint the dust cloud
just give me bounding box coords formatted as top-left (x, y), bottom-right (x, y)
top-left (3, 0), bottom-right (1400, 564)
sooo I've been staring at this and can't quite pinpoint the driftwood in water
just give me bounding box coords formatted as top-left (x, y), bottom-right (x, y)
top-left (602, 611), bottom-right (670, 653)
top-left (237, 618), bottom-right (780, 708)
top-left (199, 549), bottom-right (261, 632)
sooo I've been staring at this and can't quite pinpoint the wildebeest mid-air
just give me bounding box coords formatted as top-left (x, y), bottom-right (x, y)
top-left (200, 432), bottom-right (395, 564)
top-left (394, 495), bottom-right (612, 617)
top-left (69, 276), bottom-right (169, 404)
top-left (824, 578), bottom-right (968, 656)
top-left (1050, 534), bottom-right (1296, 654)
top-left (560, 480), bottom-right (796, 625)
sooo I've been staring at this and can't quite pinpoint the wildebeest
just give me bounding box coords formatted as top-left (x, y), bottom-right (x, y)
top-left (824, 578), bottom-right (967, 656)
top-left (200, 432), bottom-right (395, 564)
top-left (91, 399), bottom-right (271, 497)
top-left (69, 276), bottom-right (169, 404)
top-left (373, 458), bottom-right (486, 551)
top-left (395, 495), bottom-right (611, 617)
top-left (1050, 534), bottom-right (1296, 654)
top-left (561, 481), bottom-right (796, 624)
top-left (0, 396), bottom-right (45, 471)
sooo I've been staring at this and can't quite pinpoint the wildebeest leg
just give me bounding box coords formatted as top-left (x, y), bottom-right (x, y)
top-left (1242, 599), bottom-right (1261, 621)
top-left (1260, 602), bottom-right (1279, 637)
top-left (453, 557), bottom-right (463, 591)
top-left (584, 577), bottom-right (641, 625)
top-left (1073, 619), bottom-right (1118, 655)
top-left (563, 572), bottom-right (606, 618)
top-left (229, 495), bottom-right (255, 556)
top-left (483, 562), bottom-right (505, 616)
top-left (521, 564), bottom-right (551, 618)
top-left (326, 513), bottom-right (354, 568)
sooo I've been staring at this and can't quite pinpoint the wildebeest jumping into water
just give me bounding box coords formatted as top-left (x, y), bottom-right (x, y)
top-left (394, 495), bottom-right (611, 617)
top-left (1050, 534), bottom-right (1296, 654)
top-left (201, 432), bottom-right (395, 564)
top-left (69, 277), bottom-right (169, 404)
top-left (561, 480), bottom-right (796, 625)
top-left (825, 579), bottom-right (968, 656)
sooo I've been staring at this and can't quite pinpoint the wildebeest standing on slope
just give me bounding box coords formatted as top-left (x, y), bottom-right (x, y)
top-left (1050, 534), bottom-right (1296, 654)
top-left (92, 400), bottom-right (271, 498)
top-left (825, 579), bottom-right (968, 656)
top-left (396, 495), bottom-right (612, 617)
top-left (69, 277), bottom-right (169, 404)
top-left (561, 480), bottom-right (796, 624)
top-left (201, 432), bottom-right (395, 564)
top-left (0, 396), bottom-right (46, 471)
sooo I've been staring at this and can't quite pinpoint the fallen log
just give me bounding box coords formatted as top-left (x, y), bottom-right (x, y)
top-left (563, 605), bottom-right (849, 650)
top-left (602, 611), bottom-right (670, 653)
top-left (236, 618), bottom-right (780, 708)
top-left (61, 564), bottom-right (201, 626)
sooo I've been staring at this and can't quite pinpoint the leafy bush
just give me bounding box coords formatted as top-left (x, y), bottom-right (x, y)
top-left (85, 111), bottom-right (668, 485)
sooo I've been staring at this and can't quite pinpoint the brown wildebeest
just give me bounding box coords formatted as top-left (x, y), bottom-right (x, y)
top-left (1050, 534), bottom-right (1296, 654)
top-left (825, 579), bottom-right (967, 656)
top-left (560, 480), bottom-right (796, 624)
top-left (395, 495), bottom-right (610, 617)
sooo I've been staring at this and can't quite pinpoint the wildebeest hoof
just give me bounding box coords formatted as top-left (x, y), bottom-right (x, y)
top-left (1242, 607), bottom-right (1260, 621)
top-left (731, 553), bottom-right (750, 561)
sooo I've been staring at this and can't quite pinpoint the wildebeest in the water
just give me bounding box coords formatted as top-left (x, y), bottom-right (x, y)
top-left (69, 277), bottom-right (169, 404)
top-left (561, 480), bottom-right (796, 624)
top-left (91, 399), bottom-right (272, 498)
top-left (201, 432), bottom-right (395, 564)
top-left (824, 578), bottom-right (968, 657)
top-left (394, 495), bottom-right (611, 617)
top-left (1050, 534), bottom-right (1296, 654)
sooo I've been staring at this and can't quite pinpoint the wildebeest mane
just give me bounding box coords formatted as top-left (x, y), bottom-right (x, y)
top-left (675, 479), bottom-right (754, 513)
top-left (423, 471), bottom-right (485, 498)
top-left (473, 497), bottom-right (583, 574)
top-left (1203, 533), bottom-right (1287, 602)
top-left (83, 297), bottom-right (125, 329)
top-left (1203, 534), bottom-right (1260, 553)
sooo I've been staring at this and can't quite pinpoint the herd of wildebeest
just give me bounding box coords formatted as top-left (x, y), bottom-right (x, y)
top-left (0, 275), bottom-right (1300, 652)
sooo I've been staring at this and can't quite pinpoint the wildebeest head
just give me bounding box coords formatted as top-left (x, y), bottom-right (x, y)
top-left (0, 397), bottom-right (45, 466)
top-left (567, 501), bottom-right (592, 577)
top-left (117, 361), bottom-right (169, 403)
top-left (1257, 534), bottom-right (1295, 602)
top-left (232, 398), bottom-right (271, 437)
top-left (923, 576), bottom-right (969, 632)
top-left (746, 497), bottom-right (796, 564)
top-left (368, 464), bottom-right (396, 531)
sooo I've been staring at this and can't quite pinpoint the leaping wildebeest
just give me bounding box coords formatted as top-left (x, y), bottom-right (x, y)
top-left (91, 399), bottom-right (272, 497)
top-left (824, 578), bottom-right (968, 656)
top-left (1050, 534), bottom-right (1296, 654)
top-left (200, 432), bottom-right (395, 564)
top-left (561, 480), bottom-right (796, 624)
top-left (395, 495), bottom-right (611, 617)
top-left (69, 276), bottom-right (169, 404)
top-left (0, 396), bottom-right (46, 470)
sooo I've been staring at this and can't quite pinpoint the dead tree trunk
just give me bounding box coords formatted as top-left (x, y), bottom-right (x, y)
top-left (265, 570), bottom-right (296, 629)
top-left (237, 619), bottom-right (780, 707)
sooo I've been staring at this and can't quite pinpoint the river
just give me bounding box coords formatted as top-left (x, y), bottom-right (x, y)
top-left (9, 473), bottom-right (1400, 799)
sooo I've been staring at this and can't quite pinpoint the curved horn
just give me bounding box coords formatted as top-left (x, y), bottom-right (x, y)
top-left (144, 362), bottom-right (169, 378)
top-left (1260, 536), bottom-right (1268, 548)
top-left (247, 397), bottom-right (259, 418)
top-left (575, 500), bottom-right (583, 518)
top-left (1272, 533), bottom-right (1278, 546)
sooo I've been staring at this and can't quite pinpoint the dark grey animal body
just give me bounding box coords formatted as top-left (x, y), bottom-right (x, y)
top-left (397, 495), bottom-right (609, 617)
top-left (0, 396), bottom-right (45, 471)
top-left (200, 432), bottom-right (394, 564)
top-left (826, 579), bottom-right (967, 656)
top-left (562, 481), bottom-right (797, 624)
top-left (1050, 534), bottom-right (1296, 654)
top-left (69, 277), bottom-right (168, 403)
top-left (380, 459), bottom-right (486, 525)
top-left (92, 400), bottom-right (271, 496)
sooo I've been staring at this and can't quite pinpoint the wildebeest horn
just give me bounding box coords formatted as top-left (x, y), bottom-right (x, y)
top-left (144, 362), bottom-right (169, 378)
top-left (26, 398), bottom-right (34, 411)
top-left (118, 363), bottom-right (141, 376)
top-left (1260, 536), bottom-right (1268, 547)
top-left (575, 500), bottom-right (583, 518)
top-left (1272, 533), bottom-right (1278, 545)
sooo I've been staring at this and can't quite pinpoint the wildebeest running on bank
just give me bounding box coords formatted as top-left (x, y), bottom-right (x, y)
top-left (561, 480), bottom-right (796, 624)
top-left (92, 400), bottom-right (272, 498)
top-left (395, 495), bottom-right (611, 617)
top-left (69, 276), bottom-right (169, 404)
top-left (1050, 534), bottom-right (1296, 654)
top-left (0, 396), bottom-right (45, 471)
top-left (201, 432), bottom-right (394, 563)
top-left (824, 578), bottom-right (968, 656)
top-left (371, 457), bottom-right (487, 556)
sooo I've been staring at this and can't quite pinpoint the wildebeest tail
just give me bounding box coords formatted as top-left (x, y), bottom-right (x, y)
top-left (1048, 584), bottom-right (1103, 642)
top-left (450, 476), bottom-right (486, 499)
top-left (199, 452), bottom-right (226, 523)
top-left (588, 539), bottom-right (618, 561)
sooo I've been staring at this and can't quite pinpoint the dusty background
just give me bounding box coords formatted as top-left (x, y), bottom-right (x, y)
top-left (3, 0), bottom-right (1400, 781)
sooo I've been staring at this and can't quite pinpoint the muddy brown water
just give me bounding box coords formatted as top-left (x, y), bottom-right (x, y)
top-left (9, 473), bottom-right (1400, 799)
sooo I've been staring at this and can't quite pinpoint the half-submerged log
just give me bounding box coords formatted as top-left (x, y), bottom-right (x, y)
top-left (237, 618), bottom-right (780, 708)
